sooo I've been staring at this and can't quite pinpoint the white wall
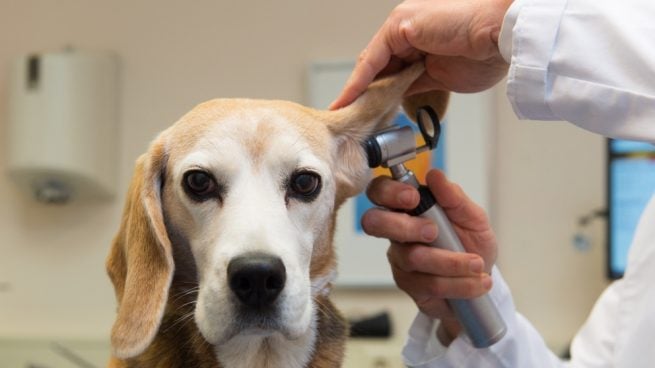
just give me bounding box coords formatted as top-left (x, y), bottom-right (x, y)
top-left (0, 0), bottom-right (609, 358)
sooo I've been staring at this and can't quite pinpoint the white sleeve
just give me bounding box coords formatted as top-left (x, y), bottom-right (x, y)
top-left (498, 0), bottom-right (655, 142)
top-left (567, 281), bottom-right (621, 367)
top-left (402, 268), bottom-right (564, 368)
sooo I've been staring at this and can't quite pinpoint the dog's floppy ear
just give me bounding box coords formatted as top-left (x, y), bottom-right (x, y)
top-left (106, 136), bottom-right (173, 359)
top-left (324, 63), bottom-right (449, 201)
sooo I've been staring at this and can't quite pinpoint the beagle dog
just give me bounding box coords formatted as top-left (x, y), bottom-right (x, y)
top-left (106, 63), bottom-right (448, 368)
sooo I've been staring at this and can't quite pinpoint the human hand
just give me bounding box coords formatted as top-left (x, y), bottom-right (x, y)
top-left (361, 169), bottom-right (497, 344)
top-left (330, 0), bottom-right (512, 110)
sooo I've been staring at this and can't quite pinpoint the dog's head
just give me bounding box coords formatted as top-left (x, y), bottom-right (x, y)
top-left (106, 63), bottom-right (449, 359)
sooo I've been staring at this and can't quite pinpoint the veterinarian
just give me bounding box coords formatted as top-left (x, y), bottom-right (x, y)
top-left (333, 0), bottom-right (655, 366)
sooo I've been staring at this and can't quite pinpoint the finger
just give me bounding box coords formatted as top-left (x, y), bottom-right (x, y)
top-left (423, 54), bottom-right (509, 93)
top-left (405, 71), bottom-right (446, 97)
top-left (414, 296), bottom-right (456, 321)
top-left (362, 208), bottom-right (438, 244)
top-left (391, 261), bottom-right (492, 300)
top-left (366, 176), bottom-right (419, 209)
top-left (425, 170), bottom-right (489, 232)
top-left (329, 32), bottom-right (392, 110)
top-left (453, 227), bottom-right (497, 272)
top-left (387, 242), bottom-right (485, 276)
top-left (404, 55), bottom-right (497, 95)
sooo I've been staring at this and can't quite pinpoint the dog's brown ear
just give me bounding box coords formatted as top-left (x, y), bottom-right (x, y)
top-left (323, 63), bottom-right (449, 201)
top-left (106, 137), bottom-right (173, 359)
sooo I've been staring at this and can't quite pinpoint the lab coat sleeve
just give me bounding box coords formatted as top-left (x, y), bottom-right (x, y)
top-left (567, 280), bottom-right (622, 367)
top-left (498, 0), bottom-right (655, 142)
top-left (402, 268), bottom-right (565, 368)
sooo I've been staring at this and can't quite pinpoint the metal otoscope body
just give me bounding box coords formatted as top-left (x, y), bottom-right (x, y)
top-left (363, 107), bottom-right (507, 348)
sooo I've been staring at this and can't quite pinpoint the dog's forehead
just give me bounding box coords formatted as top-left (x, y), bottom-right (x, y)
top-left (165, 99), bottom-right (332, 163)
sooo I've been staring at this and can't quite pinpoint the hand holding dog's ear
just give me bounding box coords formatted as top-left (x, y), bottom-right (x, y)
top-left (330, 0), bottom-right (511, 110)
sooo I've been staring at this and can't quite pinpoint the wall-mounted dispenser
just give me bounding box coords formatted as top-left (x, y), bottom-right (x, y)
top-left (6, 49), bottom-right (118, 204)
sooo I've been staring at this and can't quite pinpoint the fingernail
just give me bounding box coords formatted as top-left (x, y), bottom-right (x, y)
top-left (398, 190), bottom-right (416, 207)
top-left (482, 274), bottom-right (492, 290)
top-left (421, 224), bottom-right (437, 242)
top-left (469, 258), bottom-right (484, 274)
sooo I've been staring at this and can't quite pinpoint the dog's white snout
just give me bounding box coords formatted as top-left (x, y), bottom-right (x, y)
top-left (227, 252), bottom-right (287, 309)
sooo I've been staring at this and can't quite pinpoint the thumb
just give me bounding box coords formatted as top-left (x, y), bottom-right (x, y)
top-left (425, 170), bottom-right (489, 231)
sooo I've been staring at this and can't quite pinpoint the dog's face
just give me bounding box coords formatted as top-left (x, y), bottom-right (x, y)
top-left (106, 63), bottom-right (449, 361)
top-left (162, 100), bottom-right (343, 345)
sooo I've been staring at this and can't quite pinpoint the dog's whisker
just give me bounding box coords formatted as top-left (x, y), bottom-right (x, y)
top-left (178, 299), bottom-right (198, 310)
top-left (163, 310), bottom-right (196, 334)
top-left (176, 287), bottom-right (200, 298)
top-left (170, 292), bottom-right (198, 305)
top-left (170, 286), bottom-right (200, 299)
top-left (176, 281), bottom-right (201, 286)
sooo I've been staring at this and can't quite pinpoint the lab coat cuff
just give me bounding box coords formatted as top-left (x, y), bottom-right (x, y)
top-left (503, 0), bottom-right (569, 121)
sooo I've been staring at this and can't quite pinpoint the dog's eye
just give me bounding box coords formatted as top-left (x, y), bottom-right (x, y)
top-left (183, 170), bottom-right (219, 201)
top-left (288, 171), bottom-right (321, 202)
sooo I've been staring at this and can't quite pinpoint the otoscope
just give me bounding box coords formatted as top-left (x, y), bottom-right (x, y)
top-left (363, 106), bottom-right (507, 348)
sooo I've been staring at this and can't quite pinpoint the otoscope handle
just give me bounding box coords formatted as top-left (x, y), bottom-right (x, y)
top-left (392, 168), bottom-right (507, 348)
top-left (418, 197), bottom-right (507, 348)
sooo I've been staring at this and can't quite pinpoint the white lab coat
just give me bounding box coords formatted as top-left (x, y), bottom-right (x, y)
top-left (402, 0), bottom-right (655, 366)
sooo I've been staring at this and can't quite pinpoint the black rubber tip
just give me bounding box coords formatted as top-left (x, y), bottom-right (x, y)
top-left (407, 185), bottom-right (436, 216)
top-left (363, 138), bottom-right (382, 168)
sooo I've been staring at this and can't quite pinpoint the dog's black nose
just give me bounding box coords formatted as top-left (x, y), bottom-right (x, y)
top-left (227, 253), bottom-right (286, 309)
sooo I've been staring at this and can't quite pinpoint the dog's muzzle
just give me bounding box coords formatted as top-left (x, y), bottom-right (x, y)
top-left (228, 252), bottom-right (286, 309)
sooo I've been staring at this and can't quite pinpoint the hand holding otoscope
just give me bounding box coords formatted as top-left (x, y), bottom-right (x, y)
top-left (363, 107), bottom-right (506, 348)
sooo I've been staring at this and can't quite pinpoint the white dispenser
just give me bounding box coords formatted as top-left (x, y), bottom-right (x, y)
top-left (6, 50), bottom-right (118, 204)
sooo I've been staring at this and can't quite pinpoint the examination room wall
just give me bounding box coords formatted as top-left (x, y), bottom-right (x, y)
top-left (0, 0), bottom-right (607, 360)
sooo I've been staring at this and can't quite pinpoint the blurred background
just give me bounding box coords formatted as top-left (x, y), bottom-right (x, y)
top-left (0, 1), bottom-right (609, 367)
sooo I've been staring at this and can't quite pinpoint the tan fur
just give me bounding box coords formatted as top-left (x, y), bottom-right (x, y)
top-left (107, 140), bottom-right (174, 358)
top-left (106, 63), bottom-right (448, 367)
top-left (244, 119), bottom-right (277, 167)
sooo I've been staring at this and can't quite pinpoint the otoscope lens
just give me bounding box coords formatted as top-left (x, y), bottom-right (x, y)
top-left (418, 109), bottom-right (435, 138)
top-left (416, 106), bottom-right (440, 150)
